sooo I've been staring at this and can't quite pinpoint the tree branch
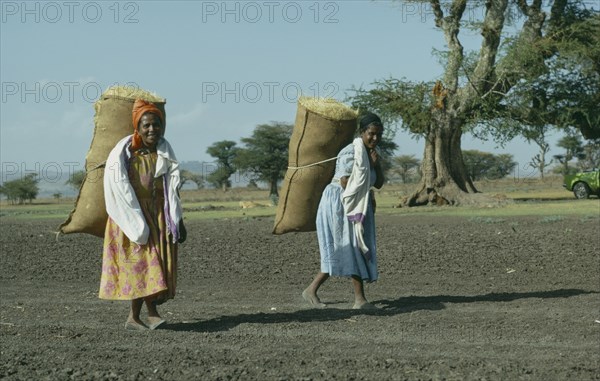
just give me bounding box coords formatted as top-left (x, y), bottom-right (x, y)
top-left (516, 0), bottom-right (528, 15)
top-left (430, 0), bottom-right (444, 28)
top-left (440, 0), bottom-right (467, 92)
top-left (458, 0), bottom-right (508, 113)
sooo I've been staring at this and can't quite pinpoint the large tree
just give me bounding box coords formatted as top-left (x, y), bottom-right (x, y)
top-left (234, 122), bottom-right (293, 200)
top-left (350, 0), bottom-right (599, 206)
top-left (206, 140), bottom-right (239, 191)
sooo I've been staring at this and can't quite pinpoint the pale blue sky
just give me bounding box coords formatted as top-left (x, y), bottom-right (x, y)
top-left (1, 0), bottom-right (586, 184)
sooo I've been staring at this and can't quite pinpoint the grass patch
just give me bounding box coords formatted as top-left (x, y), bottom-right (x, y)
top-left (539, 215), bottom-right (566, 224)
top-left (467, 217), bottom-right (506, 224)
top-left (1, 180), bottom-right (598, 221)
top-left (0, 202), bottom-right (75, 220)
top-left (580, 214), bottom-right (600, 223)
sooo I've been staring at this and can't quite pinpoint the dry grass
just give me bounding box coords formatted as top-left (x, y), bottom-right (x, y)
top-left (298, 96), bottom-right (357, 121)
top-left (100, 85), bottom-right (164, 102)
top-left (1, 177), bottom-right (597, 221)
top-left (379, 176), bottom-right (571, 202)
top-left (93, 85), bottom-right (165, 129)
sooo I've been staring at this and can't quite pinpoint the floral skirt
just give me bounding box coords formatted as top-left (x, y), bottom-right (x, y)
top-left (99, 205), bottom-right (177, 303)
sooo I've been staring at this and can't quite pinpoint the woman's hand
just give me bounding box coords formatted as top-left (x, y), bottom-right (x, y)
top-left (178, 220), bottom-right (187, 244)
top-left (369, 149), bottom-right (380, 168)
top-left (340, 176), bottom-right (349, 189)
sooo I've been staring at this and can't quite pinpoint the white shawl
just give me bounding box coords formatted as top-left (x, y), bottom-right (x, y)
top-left (342, 137), bottom-right (372, 258)
top-left (104, 135), bottom-right (182, 244)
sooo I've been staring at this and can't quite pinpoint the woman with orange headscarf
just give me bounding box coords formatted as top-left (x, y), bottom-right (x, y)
top-left (100, 99), bottom-right (186, 330)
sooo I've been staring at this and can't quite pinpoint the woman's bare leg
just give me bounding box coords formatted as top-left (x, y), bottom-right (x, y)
top-left (145, 297), bottom-right (166, 329)
top-left (303, 272), bottom-right (329, 308)
top-left (125, 298), bottom-right (148, 329)
top-left (351, 275), bottom-right (376, 309)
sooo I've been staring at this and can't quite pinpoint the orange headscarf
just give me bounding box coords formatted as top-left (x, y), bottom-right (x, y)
top-left (131, 99), bottom-right (165, 151)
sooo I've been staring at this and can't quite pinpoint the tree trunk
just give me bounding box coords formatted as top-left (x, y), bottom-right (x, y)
top-left (400, 0), bottom-right (508, 207)
top-left (398, 0), bottom-right (545, 207)
top-left (403, 110), bottom-right (477, 206)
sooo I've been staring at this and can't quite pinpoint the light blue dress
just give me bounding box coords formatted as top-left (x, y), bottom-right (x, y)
top-left (317, 143), bottom-right (378, 282)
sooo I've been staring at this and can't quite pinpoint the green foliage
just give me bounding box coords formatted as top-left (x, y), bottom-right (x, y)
top-left (206, 140), bottom-right (239, 191)
top-left (579, 140), bottom-right (600, 169)
top-left (65, 170), bottom-right (86, 191)
top-left (553, 134), bottom-right (600, 173)
top-left (234, 122), bottom-right (293, 197)
top-left (553, 134), bottom-right (585, 174)
top-left (0, 174), bottom-right (40, 204)
top-left (349, 78), bottom-right (433, 137)
top-left (350, 1), bottom-right (600, 149)
top-left (496, 4), bottom-right (600, 140)
top-left (390, 155), bottom-right (421, 184)
top-left (462, 150), bottom-right (516, 181)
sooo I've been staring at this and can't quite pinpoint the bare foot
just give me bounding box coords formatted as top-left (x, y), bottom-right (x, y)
top-left (147, 316), bottom-right (166, 330)
top-left (352, 302), bottom-right (378, 310)
top-left (124, 319), bottom-right (149, 331)
top-left (302, 289), bottom-right (326, 308)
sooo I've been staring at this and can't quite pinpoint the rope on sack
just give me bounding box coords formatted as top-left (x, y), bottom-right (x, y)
top-left (87, 161), bottom-right (106, 172)
top-left (287, 156), bottom-right (338, 170)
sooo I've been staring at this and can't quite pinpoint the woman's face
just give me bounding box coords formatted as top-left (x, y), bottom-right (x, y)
top-left (138, 113), bottom-right (163, 149)
top-left (361, 124), bottom-right (383, 150)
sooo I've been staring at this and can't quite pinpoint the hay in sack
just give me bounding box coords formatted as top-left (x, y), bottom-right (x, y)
top-left (58, 86), bottom-right (166, 237)
top-left (273, 97), bottom-right (358, 234)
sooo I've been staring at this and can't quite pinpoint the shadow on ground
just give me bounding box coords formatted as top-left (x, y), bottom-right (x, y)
top-left (165, 288), bottom-right (595, 333)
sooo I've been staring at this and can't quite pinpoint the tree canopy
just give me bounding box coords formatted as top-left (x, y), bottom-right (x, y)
top-left (206, 140), bottom-right (239, 191)
top-left (234, 122), bottom-right (293, 200)
top-left (462, 150), bottom-right (517, 181)
top-left (390, 155), bottom-right (421, 184)
top-left (0, 174), bottom-right (39, 204)
top-left (349, 0), bottom-right (599, 206)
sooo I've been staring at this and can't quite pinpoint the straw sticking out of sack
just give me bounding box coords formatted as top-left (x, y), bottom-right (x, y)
top-left (102, 85), bottom-right (165, 102)
top-left (94, 85), bottom-right (166, 133)
top-left (298, 96), bottom-right (358, 121)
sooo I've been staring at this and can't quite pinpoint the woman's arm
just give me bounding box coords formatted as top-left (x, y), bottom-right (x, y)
top-left (374, 164), bottom-right (384, 189)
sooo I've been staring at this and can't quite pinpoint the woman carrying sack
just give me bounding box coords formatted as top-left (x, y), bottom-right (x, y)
top-left (99, 99), bottom-right (186, 330)
top-left (303, 113), bottom-right (384, 309)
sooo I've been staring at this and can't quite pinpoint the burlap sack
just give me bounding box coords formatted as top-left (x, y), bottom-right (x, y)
top-left (273, 97), bottom-right (357, 234)
top-left (59, 86), bottom-right (166, 237)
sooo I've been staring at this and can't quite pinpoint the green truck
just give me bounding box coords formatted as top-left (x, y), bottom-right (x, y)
top-left (563, 168), bottom-right (600, 199)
